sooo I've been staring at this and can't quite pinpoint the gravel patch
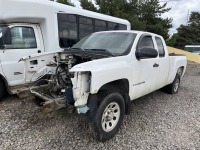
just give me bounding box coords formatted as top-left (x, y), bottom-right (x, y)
top-left (0, 61), bottom-right (200, 150)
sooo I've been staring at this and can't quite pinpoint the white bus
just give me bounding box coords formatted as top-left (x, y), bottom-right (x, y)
top-left (0, 0), bottom-right (130, 100)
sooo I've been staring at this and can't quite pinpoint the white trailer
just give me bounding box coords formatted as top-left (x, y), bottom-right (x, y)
top-left (0, 0), bottom-right (130, 100)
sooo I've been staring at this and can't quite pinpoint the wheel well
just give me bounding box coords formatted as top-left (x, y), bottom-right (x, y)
top-left (0, 74), bottom-right (10, 94)
top-left (178, 66), bottom-right (184, 77)
top-left (99, 79), bottom-right (129, 94)
top-left (98, 79), bottom-right (131, 115)
top-left (84, 79), bottom-right (131, 123)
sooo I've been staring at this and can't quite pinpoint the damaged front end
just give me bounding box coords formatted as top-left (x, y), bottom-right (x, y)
top-left (31, 70), bottom-right (91, 114)
top-left (29, 50), bottom-right (100, 114)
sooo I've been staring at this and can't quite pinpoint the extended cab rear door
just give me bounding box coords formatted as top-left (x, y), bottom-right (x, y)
top-left (154, 36), bottom-right (169, 89)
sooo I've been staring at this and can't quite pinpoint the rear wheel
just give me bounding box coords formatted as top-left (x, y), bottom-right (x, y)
top-left (93, 92), bottom-right (125, 142)
top-left (164, 74), bottom-right (181, 94)
top-left (0, 80), bottom-right (6, 101)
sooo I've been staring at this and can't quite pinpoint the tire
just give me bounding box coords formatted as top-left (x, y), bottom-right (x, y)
top-left (93, 92), bottom-right (125, 142)
top-left (164, 74), bottom-right (181, 94)
top-left (0, 80), bottom-right (6, 102)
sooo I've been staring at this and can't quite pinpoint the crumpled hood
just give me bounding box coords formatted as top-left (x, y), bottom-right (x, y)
top-left (70, 55), bottom-right (129, 73)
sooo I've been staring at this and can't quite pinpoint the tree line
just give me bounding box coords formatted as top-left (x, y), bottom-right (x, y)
top-left (167, 12), bottom-right (200, 49)
top-left (54, 0), bottom-right (200, 49)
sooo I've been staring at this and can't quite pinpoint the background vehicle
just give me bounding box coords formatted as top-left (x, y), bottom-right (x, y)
top-left (0, 0), bottom-right (130, 101)
top-left (24, 31), bottom-right (187, 141)
top-left (184, 45), bottom-right (200, 54)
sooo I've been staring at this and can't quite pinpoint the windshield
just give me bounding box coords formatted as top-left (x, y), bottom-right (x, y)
top-left (72, 32), bottom-right (137, 55)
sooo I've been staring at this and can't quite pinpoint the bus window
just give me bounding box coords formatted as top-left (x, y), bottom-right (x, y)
top-left (119, 24), bottom-right (127, 30)
top-left (108, 22), bottom-right (118, 30)
top-left (95, 19), bottom-right (106, 32)
top-left (58, 13), bottom-right (78, 48)
top-left (79, 16), bottom-right (94, 39)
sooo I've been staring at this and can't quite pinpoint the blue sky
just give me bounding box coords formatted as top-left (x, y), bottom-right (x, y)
top-left (71, 0), bottom-right (200, 34)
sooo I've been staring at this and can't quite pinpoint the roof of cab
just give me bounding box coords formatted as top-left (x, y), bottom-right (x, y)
top-left (93, 30), bottom-right (163, 38)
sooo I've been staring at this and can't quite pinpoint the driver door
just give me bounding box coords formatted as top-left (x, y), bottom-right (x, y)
top-left (132, 34), bottom-right (160, 99)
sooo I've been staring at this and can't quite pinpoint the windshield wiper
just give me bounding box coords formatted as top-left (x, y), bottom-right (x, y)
top-left (84, 49), bottom-right (114, 57)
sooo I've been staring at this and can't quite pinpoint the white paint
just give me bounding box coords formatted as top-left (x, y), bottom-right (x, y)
top-left (185, 45), bottom-right (200, 48)
top-left (72, 72), bottom-right (90, 107)
top-left (21, 51), bottom-right (60, 83)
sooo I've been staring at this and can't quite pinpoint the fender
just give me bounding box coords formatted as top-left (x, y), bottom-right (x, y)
top-left (167, 56), bottom-right (187, 85)
top-left (70, 55), bottom-right (132, 94)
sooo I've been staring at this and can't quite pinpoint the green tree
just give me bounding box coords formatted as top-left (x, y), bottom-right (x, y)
top-left (138, 0), bottom-right (172, 39)
top-left (80, 0), bottom-right (172, 39)
top-left (95, 0), bottom-right (126, 16)
top-left (189, 12), bottom-right (200, 25)
top-left (79, 0), bottom-right (98, 12)
top-left (57, 0), bottom-right (75, 6)
top-left (168, 11), bottom-right (200, 49)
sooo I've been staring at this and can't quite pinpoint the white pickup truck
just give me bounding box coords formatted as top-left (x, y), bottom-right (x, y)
top-left (23, 31), bottom-right (187, 141)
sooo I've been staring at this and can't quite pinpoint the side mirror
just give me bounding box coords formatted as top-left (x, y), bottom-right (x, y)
top-left (136, 47), bottom-right (158, 60)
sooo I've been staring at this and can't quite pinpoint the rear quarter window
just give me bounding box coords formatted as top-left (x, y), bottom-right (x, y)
top-left (155, 37), bottom-right (165, 57)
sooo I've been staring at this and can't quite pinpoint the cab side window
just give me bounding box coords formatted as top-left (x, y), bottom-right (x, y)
top-left (155, 37), bottom-right (165, 57)
top-left (137, 36), bottom-right (154, 51)
top-left (9, 27), bottom-right (37, 49)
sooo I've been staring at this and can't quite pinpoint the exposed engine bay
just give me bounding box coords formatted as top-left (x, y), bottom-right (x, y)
top-left (30, 49), bottom-right (113, 113)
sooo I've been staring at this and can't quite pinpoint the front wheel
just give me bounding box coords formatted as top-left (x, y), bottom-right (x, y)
top-left (93, 93), bottom-right (125, 142)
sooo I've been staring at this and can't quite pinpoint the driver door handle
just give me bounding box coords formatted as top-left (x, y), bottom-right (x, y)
top-left (153, 63), bottom-right (159, 67)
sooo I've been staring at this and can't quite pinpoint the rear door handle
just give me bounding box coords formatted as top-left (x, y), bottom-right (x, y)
top-left (38, 50), bottom-right (41, 53)
top-left (153, 63), bottom-right (159, 67)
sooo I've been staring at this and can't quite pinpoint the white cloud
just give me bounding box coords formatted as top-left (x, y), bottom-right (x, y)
top-left (71, 0), bottom-right (81, 8)
top-left (160, 0), bottom-right (200, 34)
